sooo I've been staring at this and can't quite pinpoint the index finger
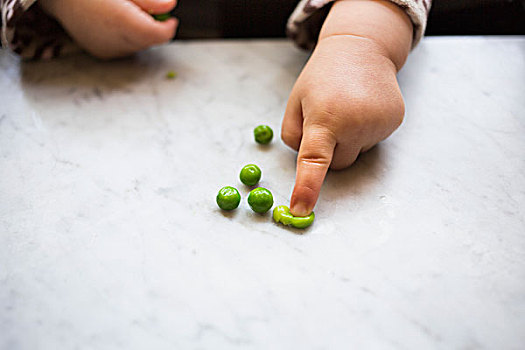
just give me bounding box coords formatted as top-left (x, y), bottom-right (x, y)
top-left (290, 125), bottom-right (336, 217)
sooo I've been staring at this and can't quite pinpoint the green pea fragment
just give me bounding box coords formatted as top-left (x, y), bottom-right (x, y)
top-left (247, 187), bottom-right (273, 213)
top-left (273, 205), bottom-right (315, 229)
top-left (216, 186), bottom-right (241, 210)
top-left (253, 125), bottom-right (273, 144)
top-left (239, 164), bottom-right (262, 186)
top-left (166, 71), bottom-right (177, 79)
top-left (153, 13), bottom-right (172, 21)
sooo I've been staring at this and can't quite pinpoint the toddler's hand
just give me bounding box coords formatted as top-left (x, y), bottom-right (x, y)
top-left (282, 36), bottom-right (405, 217)
top-left (39, 0), bottom-right (178, 59)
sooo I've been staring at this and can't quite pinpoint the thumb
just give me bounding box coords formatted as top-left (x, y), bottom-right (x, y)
top-left (290, 125), bottom-right (336, 216)
top-left (131, 0), bottom-right (177, 14)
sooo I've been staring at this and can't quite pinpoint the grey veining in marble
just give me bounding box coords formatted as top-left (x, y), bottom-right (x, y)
top-left (1, 37), bottom-right (524, 349)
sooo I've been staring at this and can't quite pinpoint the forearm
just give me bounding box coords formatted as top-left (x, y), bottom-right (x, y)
top-left (319, 0), bottom-right (413, 71)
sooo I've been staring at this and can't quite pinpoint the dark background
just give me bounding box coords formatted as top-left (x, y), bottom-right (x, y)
top-left (171, 0), bottom-right (525, 39)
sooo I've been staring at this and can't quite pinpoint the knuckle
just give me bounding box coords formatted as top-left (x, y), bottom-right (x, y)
top-left (137, 29), bottom-right (167, 46)
top-left (329, 162), bottom-right (348, 171)
top-left (281, 129), bottom-right (301, 150)
top-left (292, 183), bottom-right (318, 203)
top-left (127, 19), bottom-right (174, 47)
top-left (303, 85), bottom-right (406, 141)
top-left (330, 153), bottom-right (359, 170)
top-left (298, 154), bottom-right (331, 168)
top-left (392, 97), bottom-right (405, 128)
top-left (308, 95), bottom-right (344, 123)
top-left (154, 25), bottom-right (176, 43)
top-left (305, 93), bottom-right (364, 132)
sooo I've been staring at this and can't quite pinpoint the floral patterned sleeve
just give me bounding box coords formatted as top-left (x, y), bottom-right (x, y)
top-left (287, 0), bottom-right (432, 50)
top-left (1, 0), bottom-right (77, 59)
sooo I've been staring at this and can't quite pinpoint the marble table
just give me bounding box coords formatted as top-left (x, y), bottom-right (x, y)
top-left (1, 37), bottom-right (524, 349)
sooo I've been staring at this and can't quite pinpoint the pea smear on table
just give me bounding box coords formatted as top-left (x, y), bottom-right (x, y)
top-left (165, 71), bottom-right (177, 79)
top-left (273, 205), bottom-right (315, 229)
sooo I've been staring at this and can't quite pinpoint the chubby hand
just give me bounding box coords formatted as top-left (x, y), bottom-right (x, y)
top-left (39, 0), bottom-right (178, 59)
top-left (281, 36), bottom-right (405, 217)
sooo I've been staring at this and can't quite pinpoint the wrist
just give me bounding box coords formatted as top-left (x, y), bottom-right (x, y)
top-left (319, 0), bottom-right (413, 71)
top-left (38, 0), bottom-right (61, 20)
top-left (316, 34), bottom-right (398, 75)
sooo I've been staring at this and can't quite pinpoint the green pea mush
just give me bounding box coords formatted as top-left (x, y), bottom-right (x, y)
top-left (152, 13), bottom-right (172, 21)
top-left (273, 205), bottom-right (315, 229)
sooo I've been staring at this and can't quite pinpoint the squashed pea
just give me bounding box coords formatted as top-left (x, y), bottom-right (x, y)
top-left (152, 13), bottom-right (172, 21)
top-left (273, 205), bottom-right (315, 229)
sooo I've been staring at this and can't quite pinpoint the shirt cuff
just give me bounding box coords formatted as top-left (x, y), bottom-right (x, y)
top-left (287, 0), bottom-right (432, 50)
top-left (1, 0), bottom-right (78, 59)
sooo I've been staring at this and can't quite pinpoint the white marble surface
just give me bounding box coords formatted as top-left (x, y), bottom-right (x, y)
top-left (1, 37), bottom-right (524, 349)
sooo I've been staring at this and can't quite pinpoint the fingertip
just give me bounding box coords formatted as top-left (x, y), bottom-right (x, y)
top-left (330, 143), bottom-right (361, 170)
top-left (281, 128), bottom-right (301, 151)
top-left (160, 0), bottom-right (178, 12)
top-left (290, 186), bottom-right (317, 216)
top-left (162, 16), bottom-right (179, 32)
top-left (290, 202), bottom-right (311, 217)
top-left (150, 17), bottom-right (178, 44)
top-left (168, 17), bottom-right (179, 37)
top-left (135, 0), bottom-right (177, 14)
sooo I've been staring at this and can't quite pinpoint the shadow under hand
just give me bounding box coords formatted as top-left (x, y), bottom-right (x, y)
top-left (20, 50), bottom-right (171, 93)
top-left (322, 144), bottom-right (386, 204)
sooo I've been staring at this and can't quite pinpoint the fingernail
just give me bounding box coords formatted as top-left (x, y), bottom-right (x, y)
top-left (291, 202), bottom-right (310, 217)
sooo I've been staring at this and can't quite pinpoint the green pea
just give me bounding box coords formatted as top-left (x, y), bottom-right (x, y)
top-left (239, 164), bottom-right (262, 186)
top-left (247, 187), bottom-right (273, 213)
top-left (152, 13), bottom-right (172, 21)
top-left (216, 186), bottom-right (241, 210)
top-left (166, 71), bottom-right (177, 79)
top-left (273, 205), bottom-right (315, 229)
top-left (253, 125), bottom-right (273, 144)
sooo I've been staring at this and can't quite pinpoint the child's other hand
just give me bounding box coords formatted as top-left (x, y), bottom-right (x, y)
top-left (39, 0), bottom-right (178, 59)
